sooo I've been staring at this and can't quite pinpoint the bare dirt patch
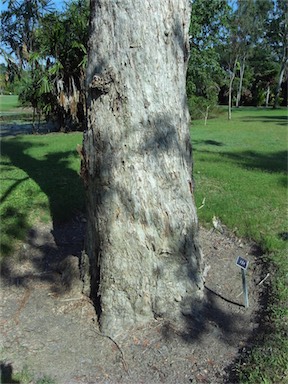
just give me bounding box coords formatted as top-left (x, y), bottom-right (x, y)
top-left (0, 216), bottom-right (267, 383)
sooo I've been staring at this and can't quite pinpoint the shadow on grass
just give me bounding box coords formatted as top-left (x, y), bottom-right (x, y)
top-left (0, 177), bottom-right (30, 204)
top-left (194, 144), bottom-right (287, 176)
top-left (1, 137), bottom-right (84, 221)
top-left (192, 139), bottom-right (224, 147)
top-left (0, 207), bottom-right (29, 255)
top-left (221, 150), bottom-right (287, 174)
top-left (0, 136), bottom-right (85, 294)
top-left (241, 115), bottom-right (288, 126)
top-left (0, 362), bottom-right (20, 384)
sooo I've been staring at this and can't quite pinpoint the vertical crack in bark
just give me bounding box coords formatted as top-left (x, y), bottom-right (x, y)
top-left (84, 0), bottom-right (204, 336)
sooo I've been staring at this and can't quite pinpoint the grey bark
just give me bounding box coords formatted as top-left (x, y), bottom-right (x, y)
top-left (82, 0), bottom-right (204, 337)
top-left (273, 11), bottom-right (288, 109)
top-left (228, 72), bottom-right (234, 120)
top-left (228, 57), bottom-right (238, 120)
top-left (236, 58), bottom-right (245, 108)
top-left (273, 57), bottom-right (287, 108)
top-left (265, 84), bottom-right (270, 108)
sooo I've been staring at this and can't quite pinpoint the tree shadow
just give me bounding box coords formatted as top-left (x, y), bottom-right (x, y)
top-left (83, 111), bottom-right (198, 321)
top-left (0, 11), bottom-right (269, 383)
top-left (159, 232), bottom-right (248, 346)
top-left (220, 150), bottom-right (287, 174)
top-left (83, 105), bottom-right (252, 350)
top-left (158, 243), bottom-right (272, 384)
top-left (241, 115), bottom-right (288, 126)
top-left (193, 145), bottom-right (287, 176)
top-left (0, 177), bottom-right (30, 204)
top-left (1, 138), bottom-right (84, 221)
top-left (192, 139), bottom-right (224, 147)
top-left (0, 363), bottom-right (20, 384)
top-left (172, 288), bottom-right (247, 345)
top-left (0, 206), bottom-right (30, 255)
top-left (224, 254), bottom-right (272, 383)
top-left (204, 285), bottom-right (244, 307)
top-left (0, 136), bottom-right (85, 295)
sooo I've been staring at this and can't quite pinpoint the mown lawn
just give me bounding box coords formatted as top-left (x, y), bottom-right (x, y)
top-left (0, 94), bottom-right (34, 121)
top-left (192, 107), bottom-right (287, 383)
top-left (0, 132), bottom-right (84, 256)
top-left (0, 107), bottom-right (287, 382)
top-left (192, 107), bottom-right (287, 250)
top-left (0, 94), bottom-right (21, 112)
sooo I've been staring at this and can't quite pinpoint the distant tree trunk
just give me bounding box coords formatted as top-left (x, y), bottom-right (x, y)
top-left (228, 74), bottom-right (235, 120)
top-left (82, 0), bottom-right (204, 337)
top-left (204, 105), bottom-right (210, 126)
top-left (32, 107), bottom-right (36, 133)
top-left (236, 57), bottom-right (245, 108)
top-left (273, 57), bottom-right (287, 108)
top-left (265, 84), bottom-right (270, 108)
top-left (228, 57), bottom-right (238, 120)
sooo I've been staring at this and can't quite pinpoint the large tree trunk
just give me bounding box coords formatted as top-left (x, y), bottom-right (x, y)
top-left (82, 0), bottom-right (204, 337)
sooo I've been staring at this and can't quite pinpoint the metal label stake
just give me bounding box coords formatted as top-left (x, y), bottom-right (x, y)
top-left (236, 256), bottom-right (249, 308)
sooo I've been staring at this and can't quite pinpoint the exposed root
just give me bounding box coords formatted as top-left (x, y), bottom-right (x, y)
top-left (92, 329), bottom-right (129, 373)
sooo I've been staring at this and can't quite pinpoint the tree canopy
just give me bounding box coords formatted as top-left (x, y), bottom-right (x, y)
top-left (0, 0), bottom-right (286, 125)
top-left (187, 0), bottom-right (287, 119)
top-left (1, 0), bottom-right (89, 130)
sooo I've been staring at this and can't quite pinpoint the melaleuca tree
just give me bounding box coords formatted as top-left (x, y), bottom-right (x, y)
top-left (83, 0), bottom-right (205, 337)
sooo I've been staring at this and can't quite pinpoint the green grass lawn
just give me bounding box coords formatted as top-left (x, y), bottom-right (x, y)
top-left (0, 107), bottom-right (287, 382)
top-left (0, 94), bottom-right (34, 121)
top-left (0, 132), bottom-right (84, 255)
top-left (192, 107), bottom-right (287, 250)
top-left (0, 94), bottom-right (21, 112)
top-left (192, 107), bottom-right (288, 383)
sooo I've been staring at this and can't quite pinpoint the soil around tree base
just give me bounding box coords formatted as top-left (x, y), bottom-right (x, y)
top-left (0, 216), bottom-right (267, 383)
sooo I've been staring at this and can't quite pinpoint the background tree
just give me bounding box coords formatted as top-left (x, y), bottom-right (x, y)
top-left (83, 0), bottom-right (204, 336)
top-left (248, 45), bottom-right (279, 106)
top-left (266, 0), bottom-right (288, 108)
top-left (233, 0), bottom-right (273, 107)
top-left (1, 0), bottom-right (285, 129)
top-left (187, 0), bottom-right (229, 119)
top-left (0, 63), bottom-right (7, 94)
top-left (36, 0), bottom-right (89, 130)
top-left (0, 0), bottom-right (53, 69)
top-left (217, 0), bottom-right (276, 116)
top-left (0, 0), bottom-right (89, 130)
top-left (1, 0), bottom-right (53, 127)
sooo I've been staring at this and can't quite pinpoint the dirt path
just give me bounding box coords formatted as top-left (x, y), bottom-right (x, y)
top-left (0, 216), bottom-right (266, 383)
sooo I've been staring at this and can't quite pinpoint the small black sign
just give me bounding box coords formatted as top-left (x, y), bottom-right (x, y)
top-left (236, 256), bottom-right (249, 270)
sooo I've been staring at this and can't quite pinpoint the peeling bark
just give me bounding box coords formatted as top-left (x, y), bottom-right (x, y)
top-left (83, 0), bottom-right (204, 337)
